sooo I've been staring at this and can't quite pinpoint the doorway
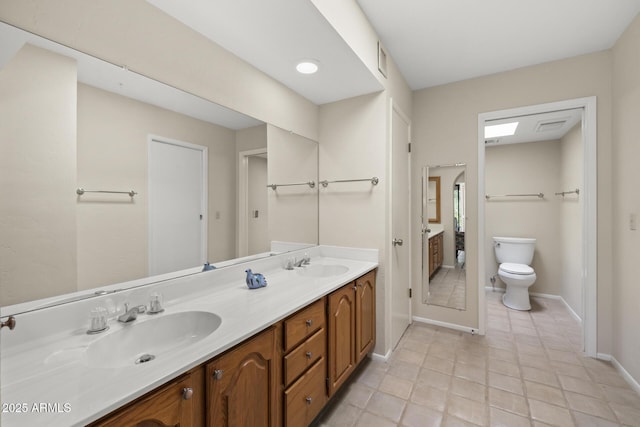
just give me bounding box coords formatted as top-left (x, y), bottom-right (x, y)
top-left (390, 101), bottom-right (412, 350)
top-left (148, 136), bottom-right (208, 276)
top-left (238, 148), bottom-right (269, 257)
top-left (478, 97), bottom-right (597, 357)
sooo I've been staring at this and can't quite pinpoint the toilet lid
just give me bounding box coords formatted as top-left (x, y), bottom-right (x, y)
top-left (500, 263), bottom-right (534, 275)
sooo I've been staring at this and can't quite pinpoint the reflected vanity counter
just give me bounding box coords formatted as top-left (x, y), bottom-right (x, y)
top-left (0, 245), bottom-right (378, 426)
top-left (427, 223), bottom-right (444, 239)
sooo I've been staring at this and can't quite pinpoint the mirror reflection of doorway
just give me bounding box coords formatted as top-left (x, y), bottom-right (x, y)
top-left (423, 164), bottom-right (466, 310)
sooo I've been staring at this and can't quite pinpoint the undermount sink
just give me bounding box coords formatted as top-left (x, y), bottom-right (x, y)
top-left (85, 311), bottom-right (221, 368)
top-left (297, 264), bottom-right (349, 278)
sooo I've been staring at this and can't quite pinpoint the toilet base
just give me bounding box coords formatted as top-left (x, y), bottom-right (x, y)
top-left (502, 287), bottom-right (531, 311)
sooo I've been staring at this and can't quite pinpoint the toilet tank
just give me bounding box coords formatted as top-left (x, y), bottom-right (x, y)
top-left (493, 237), bottom-right (536, 265)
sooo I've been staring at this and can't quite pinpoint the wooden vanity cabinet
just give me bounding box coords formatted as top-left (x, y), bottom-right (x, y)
top-left (327, 269), bottom-right (376, 397)
top-left (206, 327), bottom-right (278, 427)
top-left (282, 298), bottom-right (327, 427)
top-left (89, 368), bottom-right (204, 427)
top-left (429, 233), bottom-right (443, 278)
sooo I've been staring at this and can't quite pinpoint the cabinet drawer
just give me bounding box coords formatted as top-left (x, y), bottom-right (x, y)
top-left (284, 298), bottom-right (325, 352)
top-left (284, 357), bottom-right (327, 427)
top-left (284, 328), bottom-right (326, 387)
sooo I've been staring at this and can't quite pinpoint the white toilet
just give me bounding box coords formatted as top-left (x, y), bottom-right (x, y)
top-left (493, 237), bottom-right (537, 310)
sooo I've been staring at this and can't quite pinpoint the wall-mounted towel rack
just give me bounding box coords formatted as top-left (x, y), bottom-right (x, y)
top-left (267, 181), bottom-right (315, 190)
top-left (485, 192), bottom-right (544, 200)
top-left (76, 188), bottom-right (137, 197)
top-left (319, 177), bottom-right (379, 188)
top-left (555, 188), bottom-right (580, 197)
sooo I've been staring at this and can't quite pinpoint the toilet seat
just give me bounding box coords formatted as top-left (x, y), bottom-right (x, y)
top-left (499, 263), bottom-right (534, 275)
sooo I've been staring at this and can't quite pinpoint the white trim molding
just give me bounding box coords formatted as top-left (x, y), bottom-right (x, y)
top-left (598, 354), bottom-right (640, 395)
top-left (413, 315), bottom-right (478, 335)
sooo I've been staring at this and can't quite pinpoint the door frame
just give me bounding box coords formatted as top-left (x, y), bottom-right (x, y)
top-left (387, 98), bottom-right (413, 351)
top-left (237, 148), bottom-right (268, 257)
top-left (477, 96), bottom-right (597, 357)
top-left (148, 134), bottom-right (208, 275)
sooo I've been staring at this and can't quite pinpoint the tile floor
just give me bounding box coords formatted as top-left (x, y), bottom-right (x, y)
top-left (314, 291), bottom-right (640, 427)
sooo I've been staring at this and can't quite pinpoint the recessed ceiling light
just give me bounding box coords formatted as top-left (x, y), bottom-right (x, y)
top-left (296, 60), bottom-right (319, 74)
top-left (484, 122), bottom-right (519, 138)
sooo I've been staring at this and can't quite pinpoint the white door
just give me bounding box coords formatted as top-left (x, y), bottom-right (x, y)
top-left (391, 104), bottom-right (412, 349)
top-left (148, 137), bottom-right (207, 275)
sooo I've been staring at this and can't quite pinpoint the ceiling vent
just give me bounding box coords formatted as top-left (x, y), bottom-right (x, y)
top-left (535, 118), bottom-right (568, 133)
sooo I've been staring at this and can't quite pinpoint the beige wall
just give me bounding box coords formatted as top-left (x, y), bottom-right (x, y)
top-left (0, 44), bottom-right (78, 306)
top-left (411, 51), bottom-right (612, 348)
top-left (267, 125), bottom-right (318, 247)
top-left (485, 140), bottom-right (562, 296)
top-left (318, 92), bottom-right (389, 354)
top-left (77, 84), bottom-right (237, 290)
top-left (0, 0), bottom-right (319, 140)
top-left (612, 13), bottom-right (640, 383)
top-left (560, 123), bottom-right (584, 318)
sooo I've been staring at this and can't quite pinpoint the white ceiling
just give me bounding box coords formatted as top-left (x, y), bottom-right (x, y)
top-left (146, 0), bottom-right (383, 105)
top-left (357, 0), bottom-right (640, 90)
top-left (146, 0), bottom-right (640, 104)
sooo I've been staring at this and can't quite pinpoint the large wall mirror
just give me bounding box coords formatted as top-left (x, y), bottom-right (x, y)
top-left (422, 164), bottom-right (466, 310)
top-left (0, 22), bottom-right (319, 316)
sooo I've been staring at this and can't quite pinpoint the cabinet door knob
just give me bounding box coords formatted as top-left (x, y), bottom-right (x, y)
top-left (305, 396), bottom-right (312, 405)
top-left (353, 286), bottom-right (357, 291)
top-left (182, 387), bottom-right (193, 400)
top-left (213, 369), bottom-right (224, 380)
top-left (306, 351), bottom-right (312, 359)
top-left (305, 319), bottom-right (312, 327)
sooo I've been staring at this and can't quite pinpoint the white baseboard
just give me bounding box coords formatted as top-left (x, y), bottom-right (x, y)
top-left (371, 349), bottom-right (391, 362)
top-left (412, 315), bottom-right (479, 335)
top-left (598, 353), bottom-right (640, 395)
top-left (485, 287), bottom-right (582, 324)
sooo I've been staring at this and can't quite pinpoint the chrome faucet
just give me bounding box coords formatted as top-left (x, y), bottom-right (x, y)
top-left (118, 303), bottom-right (145, 323)
top-left (294, 254), bottom-right (311, 267)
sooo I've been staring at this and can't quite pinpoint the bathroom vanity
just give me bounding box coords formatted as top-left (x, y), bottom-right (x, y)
top-left (428, 231), bottom-right (444, 278)
top-left (0, 246), bottom-right (377, 426)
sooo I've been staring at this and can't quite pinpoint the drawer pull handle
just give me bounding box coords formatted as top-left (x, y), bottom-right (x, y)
top-left (182, 387), bottom-right (193, 400)
top-left (305, 396), bottom-right (312, 405)
top-left (306, 351), bottom-right (312, 359)
top-left (305, 319), bottom-right (312, 327)
top-left (213, 369), bottom-right (224, 380)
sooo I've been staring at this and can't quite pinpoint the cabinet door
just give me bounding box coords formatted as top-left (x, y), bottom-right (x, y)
top-left (327, 283), bottom-right (356, 397)
top-left (355, 270), bottom-right (376, 363)
top-left (206, 327), bottom-right (278, 427)
top-left (90, 373), bottom-right (197, 427)
top-left (428, 238), bottom-right (435, 277)
top-left (438, 234), bottom-right (444, 266)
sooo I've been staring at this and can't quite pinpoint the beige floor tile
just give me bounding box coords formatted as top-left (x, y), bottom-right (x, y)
top-left (355, 366), bottom-right (386, 389)
top-left (488, 371), bottom-right (524, 395)
top-left (517, 342), bottom-right (547, 357)
top-left (488, 387), bottom-right (529, 417)
top-left (552, 361), bottom-right (592, 381)
top-left (572, 411), bottom-right (622, 427)
top-left (519, 353), bottom-right (554, 371)
top-left (558, 375), bottom-right (605, 399)
top-left (442, 415), bottom-right (483, 427)
top-left (456, 351), bottom-right (488, 369)
top-left (454, 362), bottom-right (487, 385)
top-left (609, 402), bottom-right (640, 426)
top-left (429, 341), bottom-right (458, 360)
top-left (387, 361), bottom-right (421, 382)
top-left (355, 411), bottom-right (398, 427)
top-left (401, 337), bottom-right (430, 354)
top-left (379, 374), bottom-right (414, 400)
top-left (343, 382), bottom-right (375, 409)
top-left (488, 358), bottom-right (521, 378)
top-left (322, 402), bottom-right (361, 427)
top-left (364, 391), bottom-right (406, 424)
top-left (393, 348), bottom-right (426, 367)
top-left (418, 367), bottom-right (452, 390)
top-left (565, 391), bottom-right (618, 422)
top-left (588, 370), bottom-right (633, 389)
top-left (447, 395), bottom-right (488, 426)
top-left (451, 377), bottom-right (487, 403)
top-left (488, 347), bottom-right (518, 363)
top-left (524, 381), bottom-right (567, 407)
top-left (424, 354), bottom-right (455, 375)
top-left (410, 382), bottom-right (447, 411)
top-left (521, 365), bottom-right (560, 387)
top-left (600, 384), bottom-right (640, 407)
top-left (400, 402), bottom-right (444, 427)
top-left (489, 407), bottom-right (531, 427)
top-left (529, 398), bottom-right (576, 426)
top-left (547, 349), bottom-right (582, 365)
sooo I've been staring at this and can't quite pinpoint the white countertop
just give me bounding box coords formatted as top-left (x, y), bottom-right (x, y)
top-left (427, 223), bottom-right (444, 239)
top-left (0, 246), bottom-right (378, 426)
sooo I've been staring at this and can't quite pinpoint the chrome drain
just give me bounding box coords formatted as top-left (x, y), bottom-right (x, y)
top-left (135, 353), bottom-right (156, 364)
